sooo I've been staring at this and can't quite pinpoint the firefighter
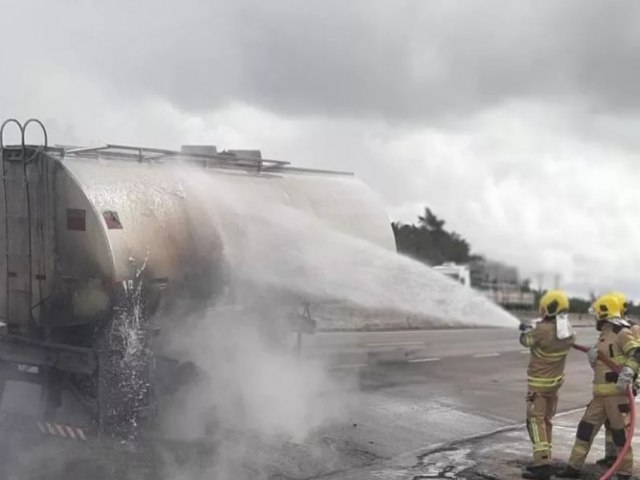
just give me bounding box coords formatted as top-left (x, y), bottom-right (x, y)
top-left (595, 292), bottom-right (635, 468)
top-left (520, 290), bottom-right (576, 480)
top-left (558, 294), bottom-right (640, 480)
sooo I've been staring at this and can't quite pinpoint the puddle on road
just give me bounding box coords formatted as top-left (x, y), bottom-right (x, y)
top-left (412, 448), bottom-right (476, 480)
top-left (368, 447), bottom-right (477, 480)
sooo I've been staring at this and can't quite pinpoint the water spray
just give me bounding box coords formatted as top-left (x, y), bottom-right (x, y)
top-left (572, 343), bottom-right (636, 480)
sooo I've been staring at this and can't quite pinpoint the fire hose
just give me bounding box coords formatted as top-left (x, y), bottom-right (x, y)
top-left (572, 343), bottom-right (636, 480)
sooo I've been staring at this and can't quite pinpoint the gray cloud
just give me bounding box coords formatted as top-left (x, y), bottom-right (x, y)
top-left (5, 1), bottom-right (640, 122)
top-left (3, 0), bottom-right (640, 298)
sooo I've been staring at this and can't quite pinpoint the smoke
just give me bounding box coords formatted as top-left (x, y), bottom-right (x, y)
top-left (153, 303), bottom-right (352, 479)
top-left (0, 160), bottom-right (520, 479)
top-left (159, 306), bottom-right (343, 439)
top-left (143, 165), bottom-right (518, 478)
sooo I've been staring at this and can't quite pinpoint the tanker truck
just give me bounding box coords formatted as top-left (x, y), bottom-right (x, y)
top-left (0, 118), bottom-right (396, 444)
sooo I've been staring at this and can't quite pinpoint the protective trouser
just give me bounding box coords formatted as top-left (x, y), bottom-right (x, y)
top-left (604, 413), bottom-right (632, 458)
top-left (604, 419), bottom-right (616, 458)
top-left (567, 395), bottom-right (633, 475)
top-left (526, 390), bottom-right (558, 465)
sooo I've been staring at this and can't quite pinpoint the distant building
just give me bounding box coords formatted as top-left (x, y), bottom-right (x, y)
top-left (434, 258), bottom-right (535, 310)
top-left (469, 257), bottom-right (519, 289)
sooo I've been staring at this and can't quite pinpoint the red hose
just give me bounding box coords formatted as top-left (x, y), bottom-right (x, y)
top-left (572, 343), bottom-right (636, 480)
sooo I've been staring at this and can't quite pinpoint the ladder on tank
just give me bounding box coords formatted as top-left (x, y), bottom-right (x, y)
top-left (0, 119), bottom-right (48, 334)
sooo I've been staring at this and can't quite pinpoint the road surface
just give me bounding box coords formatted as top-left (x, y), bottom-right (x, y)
top-left (303, 327), bottom-right (598, 366)
top-left (3, 326), bottom-right (601, 479)
top-left (259, 326), bottom-right (600, 479)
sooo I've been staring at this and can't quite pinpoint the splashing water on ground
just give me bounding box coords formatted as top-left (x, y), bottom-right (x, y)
top-left (178, 169), bottom-right (519, 330)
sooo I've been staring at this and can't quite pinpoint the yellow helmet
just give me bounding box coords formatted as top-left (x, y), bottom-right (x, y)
top-left (539, 290), bottom-right (570, 318)
top-left (608, 291), bottom-right (629, 316)
top-left (592, 294), bottom-right (623, 321)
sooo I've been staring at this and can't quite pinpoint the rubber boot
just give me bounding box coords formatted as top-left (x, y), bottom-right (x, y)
top-left (522, 464), bottom-right (551, 480)
top-left (556, 466), bottom-right (581, 479)
top-left (595, 456), bottom-right (617, 468)
top-left (524, 463), bottom-right (544, 472)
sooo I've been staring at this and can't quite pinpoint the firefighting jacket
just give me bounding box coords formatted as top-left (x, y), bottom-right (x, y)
top-left (592, 322), bottom-right (640, 396)
top-left (520, 318), bottom-right (575, 392)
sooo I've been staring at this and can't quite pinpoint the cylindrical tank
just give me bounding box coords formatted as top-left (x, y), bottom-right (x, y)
top-left (12, 149), bottom-right (395, 328)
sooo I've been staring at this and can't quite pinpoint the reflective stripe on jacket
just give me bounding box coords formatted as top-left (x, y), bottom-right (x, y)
top-left (521, 318), bottom-right (575, 392)
top-left (593, 322), bottom-right (640, 396)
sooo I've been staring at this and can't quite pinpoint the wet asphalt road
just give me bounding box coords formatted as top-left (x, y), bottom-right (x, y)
top-left (290, 326), bottom-right (600, 479)
top-left (304, 327), bottom-right (598, 366)
top-left (2, 327), bottom-right (601, 479)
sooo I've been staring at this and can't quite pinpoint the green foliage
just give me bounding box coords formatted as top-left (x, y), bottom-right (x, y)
top-left (627, 301), bottom-right (640, 317)
top-left (392, 206), bottom-right (595, 311)
top-left (568, 296), bottom-right (592, 314)
top-left (392, 207), bottom-right (471, 266)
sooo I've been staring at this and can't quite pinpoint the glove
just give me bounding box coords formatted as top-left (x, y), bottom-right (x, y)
top-left (587, 346), bottom-right (598, 369)
top-left (616, 366), bottom-right (635, 393)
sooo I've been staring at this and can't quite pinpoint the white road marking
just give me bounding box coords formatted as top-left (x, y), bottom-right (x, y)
top-left (553, 425), bottom-right (579, 431)
top-left (409, 357), bottom-right (441, 363)
top-left (366, 341), bottom-right (425, 347)
top-left (331, 363), bottom-right (368, 370)
top-left (520, 350), bottom-right (530, 354)
top-left (474, 353), bottom-right (500, 358)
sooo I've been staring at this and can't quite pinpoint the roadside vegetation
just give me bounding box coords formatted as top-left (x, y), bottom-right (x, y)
top-left (392, 207), bottom-right (617, 314)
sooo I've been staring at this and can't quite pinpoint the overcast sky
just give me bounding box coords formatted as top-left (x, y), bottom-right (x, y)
top-left (3, 0), bottom-right (640, 298)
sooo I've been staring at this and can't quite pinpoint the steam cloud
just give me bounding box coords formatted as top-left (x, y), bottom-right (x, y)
top-left (3, 164), bottom-right (518, 479)
top-left (142, 166), bottom-right (519, 477)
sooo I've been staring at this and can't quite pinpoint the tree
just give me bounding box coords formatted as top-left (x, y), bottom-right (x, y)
top-left (568, 297), bottom-right (592, 314)
top-left (393, 206), bottom-right (596, 312)
top-left (392, 206), bottom-right (470, 266)
top-left (418, 208), bottom-right (445, 232)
